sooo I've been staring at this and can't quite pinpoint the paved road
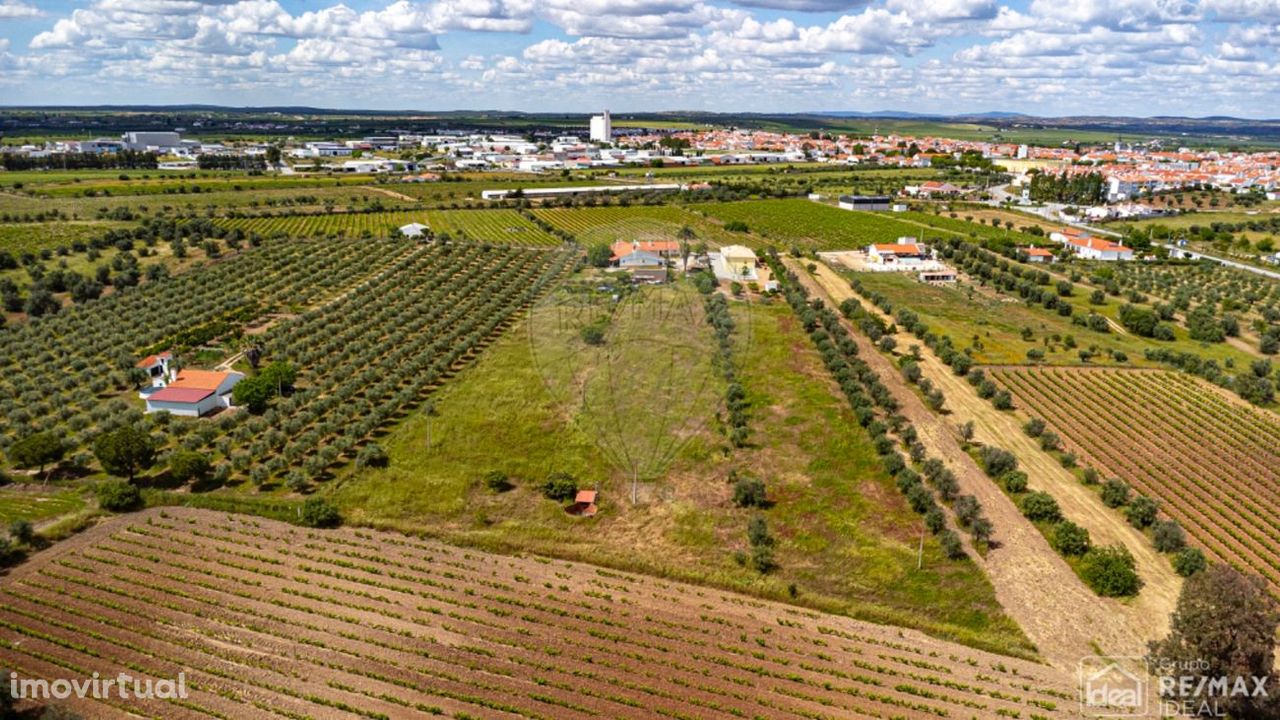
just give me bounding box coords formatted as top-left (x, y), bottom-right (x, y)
top-left (1160, 244), bottom-right (1280, 280)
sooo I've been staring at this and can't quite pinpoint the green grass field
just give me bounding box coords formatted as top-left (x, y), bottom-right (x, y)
top-left (0, 488), bottom-right (87, 524)
top-left (534, 205), bottom-right (737, 245)
top-left (326, 285), bottom-right (1031, 656)
top-left (0, 221), bottom-right (134, 256)
top-left (217, 208), bottom-right (563, 243)
top-left (692, 199), bottom-right (933, 250)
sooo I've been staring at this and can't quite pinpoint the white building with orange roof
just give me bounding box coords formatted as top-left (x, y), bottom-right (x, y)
top-left (143, 369), bottom-right (245, 417)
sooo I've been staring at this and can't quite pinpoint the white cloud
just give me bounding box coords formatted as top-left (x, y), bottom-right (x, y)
top-left (4, 0), bottom-right (1280, 116)
top-left (0, 1), bottom-right (40, 19)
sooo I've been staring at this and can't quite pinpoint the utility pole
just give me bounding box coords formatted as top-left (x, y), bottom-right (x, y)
top-left (917, 526), bottom-right (925, 570)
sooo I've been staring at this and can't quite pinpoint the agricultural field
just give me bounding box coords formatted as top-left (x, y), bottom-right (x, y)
top-left (0, 221), bottom-right (134, 256)
top-left (896, 210), bottom-right (1047, 248)
top-left (6, 172), bottom-right (376, 199)
top-left (692, 199), bottom-right (935, 250)
top-left (0, 488), bottom-right (86, 524)
top-left (847, 271), bottom-right (1151, 366)
top-left (0, 184), bottom-right (414, 221)
top-left (1108, 260), bottom-right (1280, 317)
top-left (534, 205), bottom-right (737, 245)
top-left (0, 237), bottom-right (572, 490)
top-left (0, 507), bottom-right (1077, 719)
top-left (218, 209), bottom-right (564, 244)
top-left (990, 367), bottom-right (1280, 592)
top-left (330, 288), bottom-right (1030, 656)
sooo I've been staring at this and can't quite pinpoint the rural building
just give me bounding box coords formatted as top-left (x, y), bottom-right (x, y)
top-left (589, 110), bottom-right (612, 143)
top-left (1049, 227), bottom-right (1092, 244)
top-left (630, 267), bottom-right (668, 284)
top-left (143, 370), bottom-right (244, 417)
top-left (136, 352), bottom-right (174, 386)
top-left (569, 489), bottom-right (599, 516)
top-left (838, 195), bottom-right (892, 211)
top-left (610, 240), bottom-right (679, 261)
top-left (1020, 246), bottom-right (1055, 263)
top-left (919, 268), bottom-right (957, 283)
top-left (867, 240), bottom-right (929, 266)
top-left (122, 131), bottom-right (182, 151)
top-left (399, 223), bottom-right (430, 238)
top-left (1064, 236), bottom-right (1135, 261)
top-left (907, 181), bottom-right (962, 197)
top-left (618, 249), bottom-right (665, 268)
top-left (712, 245), bottom-right (759, 281)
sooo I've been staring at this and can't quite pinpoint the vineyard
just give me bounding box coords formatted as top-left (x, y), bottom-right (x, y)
top-left (990, 366), bottom-right (1280, 592)
top-left (691, 199), bottom-right (938, 250)
top-left (0, 238), bottom-right (572, 487)
top-left (0, 507), bottom-right (1077, 719)
top-left (533, 205), bottom-right (734, 245)
top-left (218, 209), bottom-right (563, 244)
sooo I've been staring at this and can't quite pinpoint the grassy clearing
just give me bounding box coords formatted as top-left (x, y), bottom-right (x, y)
top-left (0, 222), bottom-right (134, 256)
top-left (0, 488), bottom-right (87, 524)
top-left (327, 286), bottom-right (1032, 656)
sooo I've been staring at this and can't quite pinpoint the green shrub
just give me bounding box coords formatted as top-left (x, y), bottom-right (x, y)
top-left (1050, 521), bottom-right (1091, 556)
top-left (1023, 418), bottom-right (1045, 437)
top-left (298, 497), bottom-right (341, 528)
top-left (1002, 471), bottom-right (1028, 494)
top-left (1152, 520), bottom-right (1186, 552)
top-left (1080, 545), bottom-right (1142, 597)
top-left (732, 477), bottom-right (768, 508)
top-left (1125, 496), bottom-right (1159, 528)
top-left (1172, 547), bottom-right (1207, 577)
top-left (979, 446), bottom-right (1018, 477)
top-left (1101, 478), bottom-right (1131, 508)
top-left (939, 530), bottom-right (966, 560)
top-left (540, 472), bottom-right (578, 501)
top-left (95, 480), bottom-right (141, 512)
top-left (483, 470), bottom-right (512, 493)
top-left (167, 449), bottom-right (211, 484)
top-left (355, 443), bottom-right (389, 469)
top-left (747, 515), bottom-right (772, 547)
top-left (1019, 491), bottom-right (1062, 523)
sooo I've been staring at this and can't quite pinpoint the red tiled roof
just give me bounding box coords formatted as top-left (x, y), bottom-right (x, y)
top-left (171, 370), bottom-right (232, 391)
top-left (873, 243), bottom-right (925, 254)
top-left (1023, 247), bottom-right (1054, 257)
top-left (135, 351), bottom-right (172, 369)
top-left (575, 490), bottom-right (598, 504)
top-left (1068, 237), bottom-right (1131, 253)
top-left (148, 387), bottom-right (213, 404)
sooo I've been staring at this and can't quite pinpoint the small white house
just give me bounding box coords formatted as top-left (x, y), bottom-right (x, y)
top-left (1057, 235), bottom-right (1134, 261)
top-left (711, 245), bottom-right (759, 281)
top-left (1021, 246), bottom-right (1055, 263)
top-left (136, 352), bottom-right (174, 387)
top-left (144, 370), bottom-right (244, 417)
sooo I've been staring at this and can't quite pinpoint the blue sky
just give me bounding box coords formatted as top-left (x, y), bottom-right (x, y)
top-left (0, 0), bottom-right (1277, 117)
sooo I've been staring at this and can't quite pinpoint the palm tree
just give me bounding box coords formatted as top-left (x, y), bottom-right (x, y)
top-left (677, 225), bottom-right (695, 270)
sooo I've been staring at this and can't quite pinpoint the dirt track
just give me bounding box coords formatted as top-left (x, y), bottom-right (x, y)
top-left (791, 258), bottom-right (1160, 670)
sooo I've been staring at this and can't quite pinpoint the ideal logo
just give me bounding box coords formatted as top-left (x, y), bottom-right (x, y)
top-left (1080, 658), bottom-right (1149, 717)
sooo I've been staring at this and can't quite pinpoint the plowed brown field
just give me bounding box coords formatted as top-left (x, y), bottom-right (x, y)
top-left (0, 508), bottom-right (1079, 719)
